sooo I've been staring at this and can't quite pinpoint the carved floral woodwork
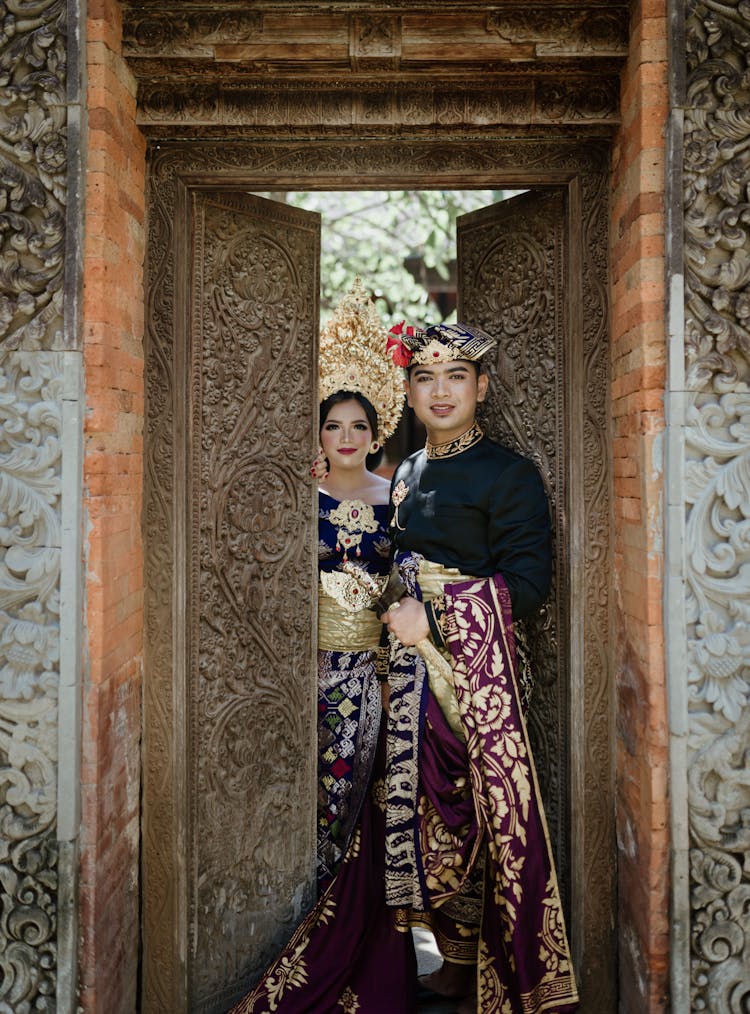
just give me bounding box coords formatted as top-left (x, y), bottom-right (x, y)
top-left (685, 2), bottom-right (750, 1009)
top-left (0, 0), bottom-right (65, 1008)
top-left (143, 184), bottom-right (321, 1012)
top-left (134, 78), bottom-right (621, 134)
top-left (458, 191), bottom-right (568, 871)
top-left (486, 9), bottom-right (628, 54)
top-left (4, 0), bottom-right (748, 1007)
top-left (122, 3), bottom-right (627, 133)
top-left (189, 193), bottom-right (320, 1010)
top-left (458, 180), bottom-right (615, 1007)
top-left (143, 137), bottom-right (613, 1011)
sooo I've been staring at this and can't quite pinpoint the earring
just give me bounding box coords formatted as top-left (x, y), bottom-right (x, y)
top-left (369, 441), bottom-right (380, 454)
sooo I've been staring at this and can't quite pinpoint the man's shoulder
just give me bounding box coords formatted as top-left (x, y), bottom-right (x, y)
top-left (393, 448), bottom-right (425, 480)
top-left (478, 435), bottom-right (535, 472)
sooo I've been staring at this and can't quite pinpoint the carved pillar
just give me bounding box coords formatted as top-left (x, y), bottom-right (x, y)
top-left (679, 2), bottom-right (750, 1009)
top-left (0, 0), bottom-right (80, 1010)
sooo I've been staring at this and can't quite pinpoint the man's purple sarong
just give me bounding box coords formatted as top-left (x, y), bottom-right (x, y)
top-left (386, 564), bottom-right (579, 1013)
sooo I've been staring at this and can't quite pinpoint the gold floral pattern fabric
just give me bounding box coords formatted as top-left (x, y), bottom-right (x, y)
top-left (384, 553), bottom-right (578, 1011)
top-left (442, 574), bottom-right (579, 1013)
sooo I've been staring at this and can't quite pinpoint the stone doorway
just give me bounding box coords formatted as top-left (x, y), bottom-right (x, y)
top-left (141, 142), bottom-right (614, 1013)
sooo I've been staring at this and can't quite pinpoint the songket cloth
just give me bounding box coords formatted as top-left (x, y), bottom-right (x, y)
top-left (385, 554), bottom-right (579, 1013)
top-left (317, 645), bottom-right (382, 887)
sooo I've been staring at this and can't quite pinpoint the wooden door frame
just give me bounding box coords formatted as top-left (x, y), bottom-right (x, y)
top-left (143, 136), bottom-right (614, 1012)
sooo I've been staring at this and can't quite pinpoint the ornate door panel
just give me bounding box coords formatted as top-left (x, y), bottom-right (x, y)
top-left (143, 191), bottom-right (321, 1013)
top-left (457, 189), bottom-right (614, 1010)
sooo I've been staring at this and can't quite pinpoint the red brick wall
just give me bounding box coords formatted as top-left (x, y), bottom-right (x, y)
top-left (610, 0), bottom-right (669, 1009)
top-left (80, 1), bottom-right (146, 1010)
top-left (77, 2), bottom-right (673, 1009)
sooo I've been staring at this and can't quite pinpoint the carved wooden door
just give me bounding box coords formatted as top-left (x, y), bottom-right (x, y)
top-left (457, 190), bottom-right (614, 1010)
top-left (142, 191), bottom-right (321, 1014)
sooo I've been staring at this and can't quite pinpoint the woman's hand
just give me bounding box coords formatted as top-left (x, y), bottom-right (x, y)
top-left (310, 447), bottom-right (328, 480)
top-left (381, 596), bottom-right (430, 646)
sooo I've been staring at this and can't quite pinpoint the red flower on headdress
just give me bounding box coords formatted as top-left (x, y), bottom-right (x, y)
top-left (387, 321), bottom-right (414, 367)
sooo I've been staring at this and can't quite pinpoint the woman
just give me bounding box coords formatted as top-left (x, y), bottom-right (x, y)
top-left (228, 280), bottom-right (416, 1014)
top-left (316, 388), bottom-right (392, 887)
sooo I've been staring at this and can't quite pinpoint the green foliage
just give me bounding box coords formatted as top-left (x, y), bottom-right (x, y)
top-left (258, 190), bottom-right (500, 327)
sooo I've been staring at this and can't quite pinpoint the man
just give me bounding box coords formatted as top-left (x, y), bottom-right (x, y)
top-left (381, 322), bottom-right (578, 1014)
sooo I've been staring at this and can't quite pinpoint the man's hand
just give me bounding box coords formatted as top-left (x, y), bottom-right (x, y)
top-left (381, 596), bottom-right (430, 646)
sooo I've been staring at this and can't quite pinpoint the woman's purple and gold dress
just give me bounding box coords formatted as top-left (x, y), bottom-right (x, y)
top-left (316, 491), bottom-right (390, 886)
top-left (228, 492), bottom-right (416, 1014)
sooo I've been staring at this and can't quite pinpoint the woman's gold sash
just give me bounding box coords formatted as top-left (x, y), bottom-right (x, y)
top-left (318, 571), bottom-right (385, 652)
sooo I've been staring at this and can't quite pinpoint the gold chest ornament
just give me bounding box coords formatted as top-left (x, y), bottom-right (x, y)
top-left (390, 480), bottom-right (408, 532)
top-left (327, 499), bottom-right (379, 561)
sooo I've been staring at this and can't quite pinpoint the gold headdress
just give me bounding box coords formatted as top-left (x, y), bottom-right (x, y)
top-left (319, 278), bottom-right (405, 441)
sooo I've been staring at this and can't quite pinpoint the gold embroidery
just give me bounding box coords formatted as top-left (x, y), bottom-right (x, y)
top-left (337, 986), bottom-right (360, 1012)
top-left (427, 593), bottom-right (448, 643)
top-left (477, 938), bottom-right (506, 1011)
top-left (451, 576), bottom-right (579, 1011)
top-left (263, 941), bottom-right (309, 1009)
top-left (384, 642), bottom-right (425, 910)
top-left (425, 422), bottom-right (484, 459)
top-left (317, 583), bottom-right (383, 651)
top-left (371, 777), bottom-right (387, 811)
top-left (418, 791), bottom-right (467, 896)
top-left (342, 826), bottom-right (361, 862)
top-left (316, 897), bottom-right (337, 926)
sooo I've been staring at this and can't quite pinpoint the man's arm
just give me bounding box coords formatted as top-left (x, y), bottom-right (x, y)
top-left (488, 457), bottom-right (552, 620)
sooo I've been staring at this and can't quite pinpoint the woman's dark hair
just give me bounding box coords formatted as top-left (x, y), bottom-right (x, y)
top-left (320, 390), bottom-right (384, 471)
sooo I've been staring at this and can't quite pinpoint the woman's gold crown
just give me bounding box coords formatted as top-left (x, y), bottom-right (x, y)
top-left (319, 278), bottom-right (405, 441)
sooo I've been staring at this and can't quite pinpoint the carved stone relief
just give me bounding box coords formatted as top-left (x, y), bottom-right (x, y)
top-left (0, 350), bottom-right (61, 1012)
top-left (0, 0), bottom-right (66, 1009)
top-left (0, 1), bottom-right (68, 354)
top-left (684, 2), bottom-right (750, 1009)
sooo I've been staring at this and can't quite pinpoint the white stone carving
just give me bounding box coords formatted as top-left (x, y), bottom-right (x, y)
top-left (686, 394), bottom-right (750, 725)
top-left (685, 4), bottom-right (750, 1008)
top-left (0, 350), bottom-right (61, 1011)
